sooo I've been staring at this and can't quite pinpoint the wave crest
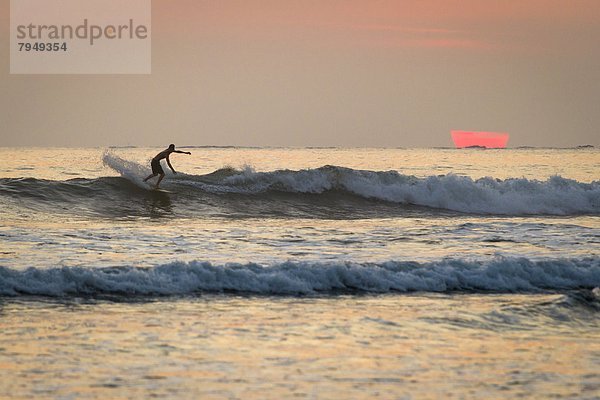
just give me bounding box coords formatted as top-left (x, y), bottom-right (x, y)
top-left (101, 152), bottom-right (600, 215)
top-left (1, 258), bottom-right (598, 297)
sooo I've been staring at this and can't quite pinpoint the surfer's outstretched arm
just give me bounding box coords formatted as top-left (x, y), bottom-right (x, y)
top-left (173, 150), bottom-right (191, 155)
top-left (166, 156), bottom-right (176, 174)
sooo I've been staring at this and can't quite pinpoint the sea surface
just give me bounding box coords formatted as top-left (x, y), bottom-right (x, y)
top-left (0, 147), bottom-right (599, 399)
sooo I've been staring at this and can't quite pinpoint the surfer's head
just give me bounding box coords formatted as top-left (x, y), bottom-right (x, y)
top-left (168, 144), bottom-right (175, 150)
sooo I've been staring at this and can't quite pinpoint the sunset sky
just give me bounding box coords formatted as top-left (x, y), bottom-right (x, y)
top-left (1, 0), bottom-right (599, 147)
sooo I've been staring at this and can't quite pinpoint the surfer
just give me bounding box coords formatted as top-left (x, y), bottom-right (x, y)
top-left (143, 144), bottom-right (191, 188)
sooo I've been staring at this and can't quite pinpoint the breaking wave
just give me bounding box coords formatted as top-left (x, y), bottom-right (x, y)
top-left (0, 152), bottom-right (598, 217)
top-left (1, 257), bottom-right (598, 297)
top-left (102, 152), bottom-right (600, 215)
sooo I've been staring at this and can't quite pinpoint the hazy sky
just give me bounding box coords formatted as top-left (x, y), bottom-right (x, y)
top-left (1, 0), bottom-right (599, 147)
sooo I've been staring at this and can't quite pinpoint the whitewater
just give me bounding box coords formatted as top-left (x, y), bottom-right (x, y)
top-left (101, 151), bottom-right (600, 216)
top-left (2, 258), bottom-right (599, 296)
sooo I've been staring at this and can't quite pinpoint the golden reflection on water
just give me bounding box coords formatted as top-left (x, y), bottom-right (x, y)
top-left (1, 148), bottom-right (598, 398)
top-left (0, 295), bottom-right (598, 399)
top-left (1, 148), bottom-right (597, 268)
top-left (2, 215), bottom-right (598, 270)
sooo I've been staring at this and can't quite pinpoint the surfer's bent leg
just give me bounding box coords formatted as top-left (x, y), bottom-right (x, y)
top-left (155, 173), bottom-right (165, 188)
top-left (145, 159), bottom-right (164, 182)
top-left (143, 173), bottom-right (156, 182)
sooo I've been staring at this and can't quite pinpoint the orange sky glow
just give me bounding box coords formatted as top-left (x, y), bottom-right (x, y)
top-left (155, 0), bottom-right (599, 51)
top-left (1, 0), bottom-right (599, 147)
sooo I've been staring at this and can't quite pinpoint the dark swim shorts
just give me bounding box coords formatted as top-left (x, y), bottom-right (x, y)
top-left (151, 159), bottom-right (164, 175)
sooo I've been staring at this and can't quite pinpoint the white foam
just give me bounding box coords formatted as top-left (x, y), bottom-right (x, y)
top-left (1, 258), bottom-right (598, 296)
top-left (102, 150), bottom-right (150, 189)
top-left (102, 154), bottom-right (600, 215)
top-left (212, 167), bottom-right (600, 215)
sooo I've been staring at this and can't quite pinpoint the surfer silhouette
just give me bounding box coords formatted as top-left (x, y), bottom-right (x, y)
top-left (143, 144), bottom-right (191, 189)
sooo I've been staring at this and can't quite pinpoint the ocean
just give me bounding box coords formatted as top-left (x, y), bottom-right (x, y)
top-left (0, 147), bottom-right (599, 399)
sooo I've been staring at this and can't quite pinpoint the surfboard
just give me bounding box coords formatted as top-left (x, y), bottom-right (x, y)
top-left (152, 188), bottom-right (172, 194)
top-left (144, 182), bottom-right (172, 193)
top-left (142, 180), bottom-right (170, 193)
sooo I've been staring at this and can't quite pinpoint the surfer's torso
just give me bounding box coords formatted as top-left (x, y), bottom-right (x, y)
top-left (152, 149), bottom-right (172, 162)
